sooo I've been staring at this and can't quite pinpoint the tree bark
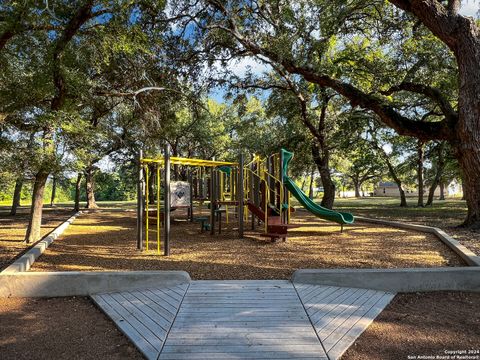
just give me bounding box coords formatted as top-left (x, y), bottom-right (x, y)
top-left (452, 32), bottom-right (480, 226)
top-left (382, 161), bottom-right (408, 207)
top-left (10, 177), bottom-right (24, 216)
top-left (426, 143), bottom-right (445, 206)
top-left (85, 167), bottom-right (98, 209)
top-left (439, 182), bottom-right (445, 200)
top-left (23, 1), bottom-right (95, 242)
top-left (50, 176), bottom-right (57, 207)
top-left (301, 177), bottom-right (307, 192)
top-left (148, 165), bottom-right (155, 204)
top-left (308, 167), bottom-right (315, 199)
top-left (371, 137), bottom-right (407, 207)
top-left (353, 180), bottom-right (361, 198)
top-left (312, 144), bottom-right (335, 209)
top-left (417, 140), bottom-right (425, 207)
top-left (74, 172), bottom-right (82, 212)
top-left (25, 172), bottom-right (48, 243)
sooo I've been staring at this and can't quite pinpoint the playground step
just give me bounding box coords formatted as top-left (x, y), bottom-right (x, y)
top-left (267, 224), bottom-right (289, 234)
top-left (260, 232), bottom-right (288, 241)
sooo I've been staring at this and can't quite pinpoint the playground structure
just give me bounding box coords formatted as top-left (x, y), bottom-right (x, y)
top-left (136, 147), bottom-right (355, 255)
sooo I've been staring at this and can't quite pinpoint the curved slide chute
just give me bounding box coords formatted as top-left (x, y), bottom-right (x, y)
top-left (281, 149), bottom-right (354, 225)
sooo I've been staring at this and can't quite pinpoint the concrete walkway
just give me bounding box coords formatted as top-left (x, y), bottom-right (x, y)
top-left (91, 280), bottom-right (395, 360)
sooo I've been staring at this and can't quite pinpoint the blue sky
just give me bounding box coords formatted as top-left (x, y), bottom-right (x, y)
top-left (208, 1), bottom-right (479, 104)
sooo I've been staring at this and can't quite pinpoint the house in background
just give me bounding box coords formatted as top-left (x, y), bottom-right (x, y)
top-left (373, 181), bottom-right (463, 197)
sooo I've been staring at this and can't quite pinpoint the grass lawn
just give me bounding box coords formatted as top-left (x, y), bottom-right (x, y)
top-left (334, 196), bottom-right (467, 228)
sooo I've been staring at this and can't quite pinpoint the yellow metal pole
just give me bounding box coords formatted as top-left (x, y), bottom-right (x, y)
top-left (264, 179), bottom-right (268, 234)
top-left (287, 190), bottom-right (291, 224)
top-left (145, 165), bottom-right (149, 251)
top-left (244, 168), bottom-right (248, 221)
top-left (157, 165), bottom-right (160, 254)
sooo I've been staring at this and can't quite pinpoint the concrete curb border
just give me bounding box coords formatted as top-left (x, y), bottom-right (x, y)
top-left (355, 216), bottom-right (480, 266)
top-left (0, 271), bottom-right (191, 297)
top-left (1, 211), bottom-right (81, 274)
top-left (292, 267), bottom-right (480, 293)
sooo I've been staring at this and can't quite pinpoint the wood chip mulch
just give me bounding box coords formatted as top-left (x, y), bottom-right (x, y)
top-left (342, 291), bottom-right (480, 360)
top-left (0, 296), bottom-right (143, 360)
top-left (30, 209), bottom-right (465, 279)
top-left (0, 207), bottom-right (75, 270)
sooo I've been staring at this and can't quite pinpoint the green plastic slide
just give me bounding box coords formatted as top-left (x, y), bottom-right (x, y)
top-left (281, 149), bottom-right (354, 225)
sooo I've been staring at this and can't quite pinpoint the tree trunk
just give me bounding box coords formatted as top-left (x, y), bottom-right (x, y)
top-left (10, 176), bottom-right (24, 216)
top-left (376, 146), bottom-right (407, 207)
top-left (439, 182), bottom-right (445, 200)
top-left (85, 167), bottom-right (98, 209)
top-left (172, 143), bottom-right (180, 181)
top-left (50, 176), bottom-right (57, 207)
top-left (417, 140), bottom-right (425, 207)
top-left (74, 172), bottom-right (82, 212)
top-left (24, 172), bottom-right (49, 243)
top-left (426, 182), bottom-right (437, 207)
top-left (452, 31), bottom-right (480, 226)
top-left (308, 167), bottom-right (315, 199)
top-left (148, 165), bottom-right (155, 204)
top-left (386, 165), bottom-right (407, 207)
top-left (426, 143), bottom-right (445, 206)
top-left (301, 177), bottom-right (307, 192)
top-left (353, 180), bottom-right (361, 198)
top-left (23, 2), bottom-right (93, 242)
top-left (311, 144), bottom-right (335, 209)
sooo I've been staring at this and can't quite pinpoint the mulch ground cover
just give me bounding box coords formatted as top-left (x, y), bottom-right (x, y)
top-left (0, 296), bottom-right (143, 360)
top-left (342, 291), bottom-right (480, 360)
top-left (30, 209), bottom-right (465, 279)
top-left (0, 207), bottom-right (75, 270)
top-left (336, 198), bottom-right (480, 256)
top-left (2, 206), bottom-right (475, 359)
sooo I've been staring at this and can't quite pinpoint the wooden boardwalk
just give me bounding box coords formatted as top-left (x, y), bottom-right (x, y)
top-left (92, 280), bottom-right (394, 360)
top-left (294, 283), bottom-right (395, 360)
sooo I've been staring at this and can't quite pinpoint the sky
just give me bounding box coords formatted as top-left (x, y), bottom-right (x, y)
top-left (459, 0), bottom-right (480, 16)
top-left (209, 1), bottom-right (479, 104)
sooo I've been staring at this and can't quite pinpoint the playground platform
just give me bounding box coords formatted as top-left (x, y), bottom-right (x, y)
top-left (91, 280), bottom-right (394, 360)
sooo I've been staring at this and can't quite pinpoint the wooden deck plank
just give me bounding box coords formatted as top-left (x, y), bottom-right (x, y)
top-left (305, 287), bottom-right (351, 315)
top-left (161, 344), bottom-right (326, 354)
top-left (310, 288), bottom-right (371, 327)
top-left (128, 290), bottom-right (176, 322)
top-left (303, 286), bottom-right (343, 308)
top-left (302, 286), bottom-right (336, 304)
top-left (295, 284), bottom-right (395, 360)
top-left (327, 293), bottom-right (395, 360)
top-left (146, 289), bottom-right (180, 312)
top-left (120, 291), bottom-right (172, 333)
top-left (91, 295), bottom-right (159, 360)
top-left (319, 291), bottom-right (385, 344)
top-left (162, 280), bottom-right (327, 360)
top-left (106, 293), bottom-right (165, 349)
top-left (159, 352), bottom-right (327, 359)
top-left (93, 281), bottom-right (393, 360)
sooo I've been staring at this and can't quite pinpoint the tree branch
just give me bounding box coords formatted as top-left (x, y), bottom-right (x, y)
top-left (388, 0), bottom-right (466, 51)
top-left (51, 0), bottom-right (95, 111)
top-left (205, 0), bottom-right (456, 141)
top-left (382, 82), bottom-right (457, 120)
